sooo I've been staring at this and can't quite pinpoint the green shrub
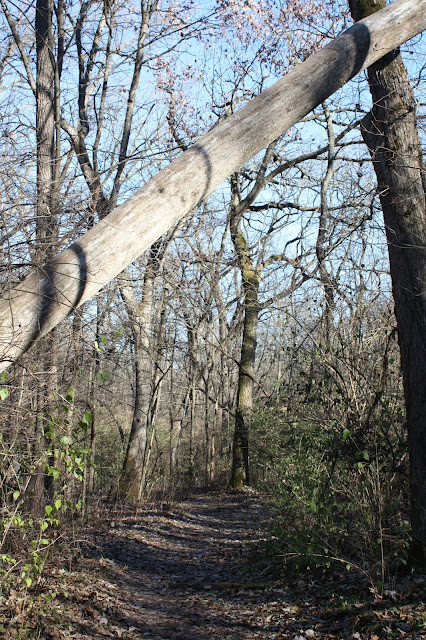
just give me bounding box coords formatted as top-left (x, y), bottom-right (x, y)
top-left (250, 403), bottom-right (409, 578)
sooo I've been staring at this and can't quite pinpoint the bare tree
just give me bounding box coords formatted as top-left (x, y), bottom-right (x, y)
top-left (0, 0), bottom-right (424, 371)
top-left (350, 0), bottom-right (426, 563)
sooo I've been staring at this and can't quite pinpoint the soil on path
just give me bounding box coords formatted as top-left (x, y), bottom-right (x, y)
top-left (10, 489), bottom-right (425, 640)
top-left (83, 489), bottom-right (284, 640)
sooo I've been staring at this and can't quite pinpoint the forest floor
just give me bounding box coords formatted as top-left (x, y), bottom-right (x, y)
top-left (2, 489), bottom-right (425, 640)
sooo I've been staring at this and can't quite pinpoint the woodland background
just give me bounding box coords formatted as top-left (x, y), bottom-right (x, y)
top-left (0, 0), bottom-right (425, 603)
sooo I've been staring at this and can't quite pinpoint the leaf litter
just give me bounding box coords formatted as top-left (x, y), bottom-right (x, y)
top-left (1, 489), bottom-right (425, 639)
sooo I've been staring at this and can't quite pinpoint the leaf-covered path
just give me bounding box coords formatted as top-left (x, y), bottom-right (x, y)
top-left (82, 489), bottom-right (285, 640)
top-left (8, 489), bottom-right (425, 639)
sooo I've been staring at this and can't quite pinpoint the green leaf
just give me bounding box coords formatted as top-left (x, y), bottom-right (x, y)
top-left (40, 539), bottom-right (49, 545)
top-left (363, 450), bottom-right (370, 461)
top-left (66, 387), bottom-right (75, 402)
top-left (1, 554), bottom-right (16, 565)
top-left (13, 490), bottom-right (20, 501)
top-left (342, 428), bottom-right (350, 442)
top-left (94, 340), bottom-right (103, 353)
top-left (54, 499), bottom-right (62, 511)
top-left (102, 370), bottom-right (111, 381)
top-left (115, 328), bottom-right (123, 338)
top-left (100, 335), bottom-right (107, 343)
top-left (40, 521), bottom-right (48, 532)
top-left (0, 388), bottom-right (8, 401)
top-left (45, 505), bottom-right (53, 516)
top-left (81, 411), bottom-right (92, 427)
top-left (25, 577), bottom-right (33, 587)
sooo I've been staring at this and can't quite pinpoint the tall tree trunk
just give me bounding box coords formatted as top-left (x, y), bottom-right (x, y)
top-left (204, 369), bottom-right (211, 486)
top-left (138, 281), bottom-right (168, 499)
top-left (36, 0), bottom-right (55, 262)
top-left (86, 298), bottom-right (102, 498)
top-left (35, 0), bottom-right (58, 505)
top-left (349, 0), bottom-right (426, 563)
top-left (117, 247), bottom-right (160, 502)
top-left (229, 279), bottom-right (259, 487)
top-left (229, 176), bottom-right (261, 486)
top-left (316, 103), bottom-right (335, 349)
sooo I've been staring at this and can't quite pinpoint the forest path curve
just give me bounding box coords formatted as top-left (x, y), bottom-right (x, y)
top-left (42, 489), bottom-right (426, 640)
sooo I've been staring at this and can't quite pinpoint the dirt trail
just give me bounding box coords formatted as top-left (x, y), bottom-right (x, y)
top-left (36, 489), bottom-right (425, 640)
top-left (87, 489), bottom-right (284, 639)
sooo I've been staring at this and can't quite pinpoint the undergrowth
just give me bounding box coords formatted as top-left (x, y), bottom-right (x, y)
top-left (250, 401), bottom-right (411, 586)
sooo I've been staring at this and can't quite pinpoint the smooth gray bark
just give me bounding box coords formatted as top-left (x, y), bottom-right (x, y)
top-left (0, 0), bottom-right (425, 371)
top-left (117, 244), bottom-right (161, 502)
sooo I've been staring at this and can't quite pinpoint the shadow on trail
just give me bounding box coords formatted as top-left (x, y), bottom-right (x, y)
top-left (88, 491), bottom-right (286, 639)
top-left (80, 490), bottom-right (418, 640)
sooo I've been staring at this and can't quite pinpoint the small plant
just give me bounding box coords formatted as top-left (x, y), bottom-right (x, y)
top-left (0, 379), bottom-right (89, 613)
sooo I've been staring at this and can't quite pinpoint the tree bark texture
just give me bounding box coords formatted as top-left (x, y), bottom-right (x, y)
top-left (229, 180), bottom-right (261, 487)
top-left (35, 0), bottom-right (58, 506)
top-left (230, 291), bottom-right (259, 487)
top-left (117, 245), bottom-right (161, 502)
top-left (0, 0), bottom-right (425, 371)
top-left (350, 0), bottom-right (426, 563)
top-left (36, 0), bottom-right (55, 261)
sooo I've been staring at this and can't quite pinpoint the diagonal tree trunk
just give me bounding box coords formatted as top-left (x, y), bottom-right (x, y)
top-left (0, 0), bottom-right (425, 371)
top-left (349, 0), bottom-right (426, 563)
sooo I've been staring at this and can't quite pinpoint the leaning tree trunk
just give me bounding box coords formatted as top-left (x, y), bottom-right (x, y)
top-left (1, 0), bottom-right (425, 371)
top-left (349, 0), bottom-right (426, 563)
